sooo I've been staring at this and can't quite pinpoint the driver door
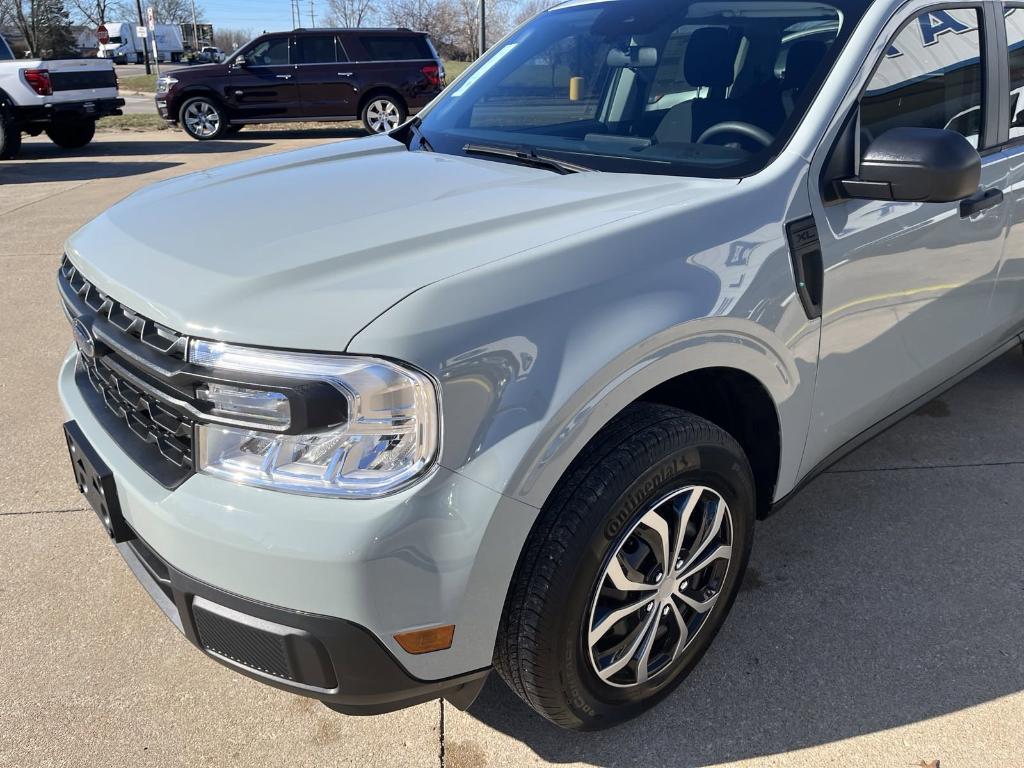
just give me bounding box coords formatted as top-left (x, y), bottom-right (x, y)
top-left (801, 4), bottom-right (1010, 472)
top-left (225, 35), bottom-right (301, 121)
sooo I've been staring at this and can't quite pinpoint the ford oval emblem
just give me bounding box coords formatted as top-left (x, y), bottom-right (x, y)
top-left (72, 319), bottom-right (95, 358)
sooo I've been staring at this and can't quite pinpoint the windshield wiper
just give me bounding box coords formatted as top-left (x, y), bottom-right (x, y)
top-left (462, 143), bottom-right (595, 174)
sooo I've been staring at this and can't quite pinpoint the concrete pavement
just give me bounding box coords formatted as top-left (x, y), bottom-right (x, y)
top-left (1, 131), bottom-right (1022, 767)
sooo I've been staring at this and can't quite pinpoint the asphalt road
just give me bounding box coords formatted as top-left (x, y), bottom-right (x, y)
top-left (1, 131), bottom-right (1022, 768)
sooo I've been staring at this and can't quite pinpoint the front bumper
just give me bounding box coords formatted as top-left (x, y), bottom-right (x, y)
top-left (15, 97), bottom-right (124, 126)
top-left (116, 529), bottom-right (488, 713)
top-left (57, 347), bottom-right (532, 711)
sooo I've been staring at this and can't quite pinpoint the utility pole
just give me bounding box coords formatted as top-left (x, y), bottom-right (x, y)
top-left (190, 0), bottom-right (199, 52)
top-left (309, 0), bottom-right (315, 28)
top-left (135, 0), bottom-right (151, 74)
top-left (478, 0), bottom-right (486, 57)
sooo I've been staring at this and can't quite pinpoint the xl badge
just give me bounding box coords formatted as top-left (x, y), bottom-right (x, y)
top-left (72, 319), bottom-right (96, 358)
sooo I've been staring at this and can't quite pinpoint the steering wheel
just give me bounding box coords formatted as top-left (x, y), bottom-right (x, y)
top-left (696, 121), bottom-right (774, 148)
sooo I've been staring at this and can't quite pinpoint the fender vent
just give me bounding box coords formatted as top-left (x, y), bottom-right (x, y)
top-left (785, 216), bottom-right (824, 319)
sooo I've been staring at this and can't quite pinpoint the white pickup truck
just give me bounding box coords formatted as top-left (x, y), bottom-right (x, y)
top-left (0, 34), bottom-right (124, 160)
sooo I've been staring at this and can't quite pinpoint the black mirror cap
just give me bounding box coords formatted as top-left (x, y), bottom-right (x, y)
top-left (844, 127), bottom-right (981, 203)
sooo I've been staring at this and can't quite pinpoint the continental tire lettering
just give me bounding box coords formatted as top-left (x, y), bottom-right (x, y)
top-left (604, 454), bottom-right (694, 540)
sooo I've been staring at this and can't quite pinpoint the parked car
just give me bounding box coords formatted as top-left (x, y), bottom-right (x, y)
top-left (0, 33), bottom-right (123, 159)
top-left (199, 46), bottom-right (224, 63)
top-left (155, 27), bottom-right (444, 137)
top-left (58, 0), bottom-right (1024, 731)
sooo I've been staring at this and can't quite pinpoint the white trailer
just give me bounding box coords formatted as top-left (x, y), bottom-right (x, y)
top-left (97, 22), bottom-right (184, 64)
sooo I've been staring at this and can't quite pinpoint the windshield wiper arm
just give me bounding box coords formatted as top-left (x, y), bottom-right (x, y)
top-left (462, 143), bottom-right (595, 174)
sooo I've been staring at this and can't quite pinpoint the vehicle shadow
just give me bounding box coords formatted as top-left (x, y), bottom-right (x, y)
top-left (13, 139), bottom-right (270, 159)
top-left (229, 126), bottom-right (368, 141)
top-left (0, 161), bottom-right (183, 184)
top-left (464, 349), bottom-right (1024, 765)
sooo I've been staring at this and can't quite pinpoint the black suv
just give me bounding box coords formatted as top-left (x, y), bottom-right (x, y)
top-left (156, 28), bottom-right (445, 139)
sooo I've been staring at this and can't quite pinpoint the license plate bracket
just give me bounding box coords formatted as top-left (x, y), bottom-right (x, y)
top-left (64, 421), bottom-right (134, 542)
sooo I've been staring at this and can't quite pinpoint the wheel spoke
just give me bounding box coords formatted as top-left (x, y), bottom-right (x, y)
top-left (639, 509), bottom-right (671, 572)
top-left (681, 498), bottom-right (726, 572)
top-left (635, 607), bottom-right (663, 683)
top-left (605, 555), bottom-right (657, 594)
top-left (671, 487), bottom-right (704, 565)
top-left (679, 544), bottom-right (732, 582)
top-left (667, 600), bottom-right (690, 661)
top-left (596, 608), bottom-right (657, 682)
top-left (589, 594), bottom-right (654, 646)
top-left (677, 589), bottom-right (720, 614)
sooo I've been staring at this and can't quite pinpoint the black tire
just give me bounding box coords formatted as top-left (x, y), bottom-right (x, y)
top-left (179, 96), bottom-right (228, 141)
top-left (0, 105), bottom-right (22, 160)
top-left (360, 93), bottom-right (406, 134)
top-left (45, 119), bottom-right (96, 149)
top-left (495, 402), bottom-right (756, 730)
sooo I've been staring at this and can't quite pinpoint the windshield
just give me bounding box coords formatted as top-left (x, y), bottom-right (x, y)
top-left (416, 0), bottom-right (866, 177)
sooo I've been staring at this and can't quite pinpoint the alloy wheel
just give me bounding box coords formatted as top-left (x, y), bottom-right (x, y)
top-left (184, 101), bottom-right (221, 138)
top-left (366, 99), bottom-right (400, 132)
top-left (586, 485), bottom-right (734, 688)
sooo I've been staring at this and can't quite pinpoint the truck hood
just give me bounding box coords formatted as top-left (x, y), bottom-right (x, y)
top-left (66, 135), bottom-right (736, 351)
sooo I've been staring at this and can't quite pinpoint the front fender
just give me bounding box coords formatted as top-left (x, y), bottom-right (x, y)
top-left (506, 317), bottom-right (803, 509)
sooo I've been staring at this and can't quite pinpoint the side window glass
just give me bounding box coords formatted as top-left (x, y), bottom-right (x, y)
top-left (861, 9), bottom-right (984, 148)
top-left (360, 36), bottom-right (429, 61)
top-left (294, 35), bottom-right (337, 64)
top-left (1007, 8), bottom-right (1024, 137)
top-left (335, 36), bottom-right (350, 63)
top-left (245, 37), bottom-right (290, 66)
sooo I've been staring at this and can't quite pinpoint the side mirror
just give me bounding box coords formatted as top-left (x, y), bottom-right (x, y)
top-left (839, 127), bottom-right (980, 203)
top-left (232, 55), bottom-right (246, 68)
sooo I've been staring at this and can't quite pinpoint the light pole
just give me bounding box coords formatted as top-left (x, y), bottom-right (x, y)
top-left (478, 0), bottom-right (486, 57)
top-left (190, 0), bottom-right (198, 53)
top-left (134, 0), bottom-right (151, 74)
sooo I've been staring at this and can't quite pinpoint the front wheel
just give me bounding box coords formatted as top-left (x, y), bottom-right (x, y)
top-left (179, 97), bottom-right (228, 140)
top-left (361, 94), bottom-right (405, 134)
top-left (495, 402), bottom-right (755, 730)
top-left (45, 119), bottom-right (96, 149)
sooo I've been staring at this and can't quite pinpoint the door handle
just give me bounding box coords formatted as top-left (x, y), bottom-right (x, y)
top-left (337, 72), bottom-right (353, 77)
top-left (960, 188), bottom-right (1003, 218)
top-left (276, 74), bottom-right (292, 80)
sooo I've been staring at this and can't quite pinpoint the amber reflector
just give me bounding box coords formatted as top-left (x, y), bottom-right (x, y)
top-left (394, 625), bottom-right (455, 654)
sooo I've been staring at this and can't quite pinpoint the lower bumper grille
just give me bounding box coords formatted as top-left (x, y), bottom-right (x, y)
top-left (193, 601), bottom-right (296, 682)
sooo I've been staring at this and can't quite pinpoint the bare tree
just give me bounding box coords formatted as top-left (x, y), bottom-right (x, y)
top-left (6, 0), bottom-right (78, 57)
top-left (110, 0), bottom-right (202, 25)
top-left (69, 0), bottom-right (109, 26)
top-left (322, 0), bottom-right (376, 27)
top-left (513, 0), bottom-right (558, 26)
top-left (213, 26), bottom-right (253, 52)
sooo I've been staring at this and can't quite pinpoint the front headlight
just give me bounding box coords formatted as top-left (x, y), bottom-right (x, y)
top-left (156, 76), bottom-right (178, 94)
top-left (191, 341), bottom-right (439, 498)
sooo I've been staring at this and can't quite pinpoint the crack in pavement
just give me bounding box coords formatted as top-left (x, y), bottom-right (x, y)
top-left (0, 506), bottom-right (87, 517)
top-left (827, 459), bottom-right (1024, 474)
top-left (438, 698), bottom-right (446, 768)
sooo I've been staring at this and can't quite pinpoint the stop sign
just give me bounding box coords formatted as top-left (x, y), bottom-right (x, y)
top-left (97, 24), bottom-right (109, 44)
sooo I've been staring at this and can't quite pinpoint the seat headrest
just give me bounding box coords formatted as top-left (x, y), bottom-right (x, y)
top-left (684, 27), bottom-right (739, 88)
top-left (782, 40), bottom-right (827, 91)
